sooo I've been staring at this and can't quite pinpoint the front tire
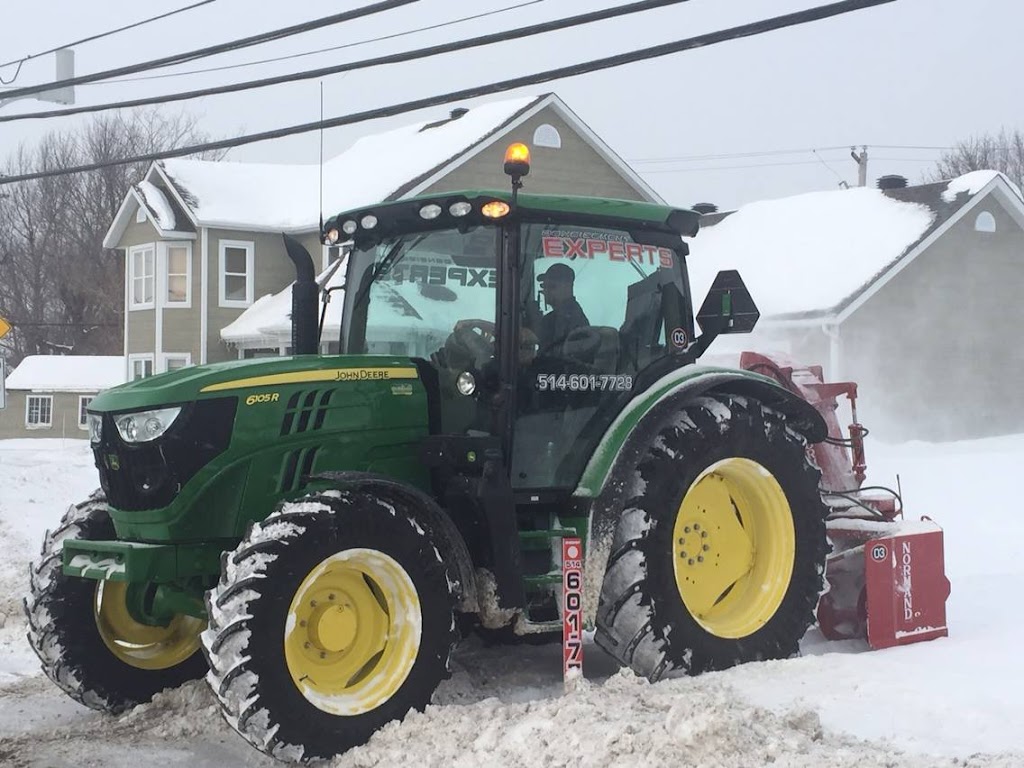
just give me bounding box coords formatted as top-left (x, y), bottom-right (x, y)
top-left (24, 493), bottom-right (207, 713)
top-left (202, 490), bottom-right (458, 762)
top-left (595, 394), bottom-right (828, 679)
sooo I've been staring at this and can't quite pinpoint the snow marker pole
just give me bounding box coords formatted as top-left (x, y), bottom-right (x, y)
top-left (562, 537), bottom-right (583, 691)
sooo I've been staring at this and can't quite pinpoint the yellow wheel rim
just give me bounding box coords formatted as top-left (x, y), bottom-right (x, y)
top-left (284, 548), bottom-right (421, 716)
top-left (672, 457), bottom-right (796, 639)
top-left (94, 581), bottom-right (203, 670)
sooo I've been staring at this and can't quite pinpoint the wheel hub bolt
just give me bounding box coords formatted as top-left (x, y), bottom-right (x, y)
top-left (697, 555), bottom-right (704, 563)
top-left (680, 551), bottom-right (687, 558)
top-left (703, 544), bottom-right (710, 552)
top-left (328, 594), bottom-right (335, 601)
top-left (688, 558), bottom-right (695, 566)
top-left (694, 523), bottom-right (701, 531)
top-left (684, 526), bottom-right (691, 533)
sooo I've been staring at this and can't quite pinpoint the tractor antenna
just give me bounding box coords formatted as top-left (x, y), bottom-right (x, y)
top-left (318, 81), bottom-right (325, 237)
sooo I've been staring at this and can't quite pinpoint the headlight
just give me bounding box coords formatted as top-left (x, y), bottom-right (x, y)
top-left (87, 413), bottom-right (103, 444)
top-left (114, 407), bottom-right (181, 443)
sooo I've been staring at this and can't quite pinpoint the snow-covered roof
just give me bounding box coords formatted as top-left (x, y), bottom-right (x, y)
top-left (689, 171), bottom-right (1022, 320)
top-left (5, 356), bottom-right (126, 392)
top-left (221, 262), bottom-right (346, 346)
top-left (159, 96), bottom-right (544, 232)
top-left (135, 180), bottom-right (176, 230)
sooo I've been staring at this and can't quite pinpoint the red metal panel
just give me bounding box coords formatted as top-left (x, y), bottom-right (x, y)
top-left (863, 525), bottom-right (951, 649)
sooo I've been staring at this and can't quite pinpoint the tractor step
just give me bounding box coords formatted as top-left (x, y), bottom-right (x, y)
top-left (518, 528), bottom-right (578, 550)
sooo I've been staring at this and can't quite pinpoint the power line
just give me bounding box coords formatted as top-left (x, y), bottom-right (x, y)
top-left (0, 0), bottom-right (697, 124)
top-left (99, 1), bottom-right (548, 85)
top-left (642, 159), bottom-right (828, 173)
top-left (631, 143), bottom-right (958, 164)
top-left (630, 146), bottom-right (852, 163)
top-left (0, 0), bottom-right (899, 186)
top-left (0, 0), bottom-right (415, 101)
top-left (0, 1), bottom-right (218, 74)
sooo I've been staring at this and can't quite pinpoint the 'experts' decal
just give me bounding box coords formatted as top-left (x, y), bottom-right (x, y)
top-left (201, 367), bottom-right (418, 392)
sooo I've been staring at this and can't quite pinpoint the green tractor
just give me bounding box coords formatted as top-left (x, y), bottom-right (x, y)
top-left (27, 144), bottom-right (829, 761)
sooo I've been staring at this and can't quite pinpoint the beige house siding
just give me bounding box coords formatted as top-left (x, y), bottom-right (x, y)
top-left (206, 229), bottom-right (307, 362)
top-left (0, 390), bottom-right (96, 439)
top-left (422, 107), bottom-right (646, 201)
top-left (838, 196), bottom-right (1024, 440)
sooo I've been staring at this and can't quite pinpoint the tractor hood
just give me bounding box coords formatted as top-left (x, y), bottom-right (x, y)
top-left (88, 356), bottom-right (421, 413)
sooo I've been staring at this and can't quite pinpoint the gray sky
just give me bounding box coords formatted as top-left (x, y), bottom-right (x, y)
top-left (1, 0), bottom-right (1021, 210)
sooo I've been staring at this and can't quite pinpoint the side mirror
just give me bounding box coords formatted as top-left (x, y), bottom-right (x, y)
top-left (696, 270), bottom-right (759, 335)
top-left (690, 270), bottom-right (759, 358)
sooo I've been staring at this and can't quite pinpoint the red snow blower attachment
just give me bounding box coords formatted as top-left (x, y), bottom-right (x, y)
top-left (739, 352), bottom-right (951, 650)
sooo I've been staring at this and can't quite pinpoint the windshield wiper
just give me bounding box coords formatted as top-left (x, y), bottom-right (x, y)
top-left (350, 233), bottom-right (427, 311)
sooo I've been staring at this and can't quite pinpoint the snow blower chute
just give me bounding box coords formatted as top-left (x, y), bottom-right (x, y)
top-left (739, 351), bottom-right (951, 649)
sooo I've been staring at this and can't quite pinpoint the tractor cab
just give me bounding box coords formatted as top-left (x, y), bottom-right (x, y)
top-left (322, 144), bottom-right (760, 621)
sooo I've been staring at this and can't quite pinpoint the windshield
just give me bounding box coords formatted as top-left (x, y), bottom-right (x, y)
top-left (342, 227), bottom-right (498, 358)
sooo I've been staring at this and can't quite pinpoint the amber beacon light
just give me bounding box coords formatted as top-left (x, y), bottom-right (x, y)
top-left (503, 142), bottom-right (531, 179)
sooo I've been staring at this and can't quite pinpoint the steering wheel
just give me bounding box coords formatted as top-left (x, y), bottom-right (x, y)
top-left (446, 319), bottom-right (495, 368)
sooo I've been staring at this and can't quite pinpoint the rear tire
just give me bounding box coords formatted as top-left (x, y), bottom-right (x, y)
top-left (202, 490), bottom-right (458, 762)
top-left (594, 394), bottom-right (828, 679)
top-left (24, 493), bottom-right (207, 713)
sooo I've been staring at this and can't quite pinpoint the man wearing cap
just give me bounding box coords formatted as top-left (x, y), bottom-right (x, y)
top-left (536, 262), bottom-right (590, 353)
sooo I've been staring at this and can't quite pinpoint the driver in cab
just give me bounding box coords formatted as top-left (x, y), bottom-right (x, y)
top-left (535, 262), bottom-right (589, 353)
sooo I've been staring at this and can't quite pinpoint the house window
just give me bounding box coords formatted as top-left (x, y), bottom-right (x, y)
top-left (219, 240), bottom-right (255, 308)
top-left (129, 354), bottom-right (154, 381)
top-left (532, 123), bottom-right (562, 149)
top-left (26, 395), bottom-right (53, 428)
top-left (163, 353), bottom-right (191, 373)
top-left (136, 206), bottom-right (147, 224)
top-left (129, 244), bottom-right (155, 310)
top-left (975, 211), bottom-right (996, 233)
top-left (163, 242), bottom-right (192, 306)
top-left (78, 396), bottom-right (94, 429)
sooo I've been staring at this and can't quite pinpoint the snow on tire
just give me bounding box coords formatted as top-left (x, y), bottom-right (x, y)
top-left (202, 490), bottom-right (459, 762)
top-left (24, 492), bottom-right (207, 713)
top-left (595, 394), bottom-right (829, 680)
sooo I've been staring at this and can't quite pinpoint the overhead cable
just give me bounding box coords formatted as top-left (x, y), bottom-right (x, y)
top-left (0, 0), bottom-right (899, 186)
top-left (0, 0), bottom-right (695, 123)
top-left (101, 0), bottom-right (547, 85)
top-left (0, 0), bottom-right (415, 101)
top-left (0, 1), bottom-right (218, 71)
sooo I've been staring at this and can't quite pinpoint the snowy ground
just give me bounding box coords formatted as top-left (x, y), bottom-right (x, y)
top-left (0, 436), bottom-right (1022, 767)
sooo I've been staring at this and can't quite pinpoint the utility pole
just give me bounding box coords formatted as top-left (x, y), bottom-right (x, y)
top-left (0, 49), bottom-right (75, 109)
top-left (850, 146), bottom-right (868, 187)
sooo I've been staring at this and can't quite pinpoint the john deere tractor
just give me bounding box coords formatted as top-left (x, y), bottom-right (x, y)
top-left (27, 144), bottom-right (828, 761)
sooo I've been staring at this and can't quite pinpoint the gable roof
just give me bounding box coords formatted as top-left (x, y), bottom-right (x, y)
top-left (5, 355), bottom-right (126, 392)
top-left (104, 93), bottom-right (662, 246)
top-left (688, 171), bottom-right (1024, 323)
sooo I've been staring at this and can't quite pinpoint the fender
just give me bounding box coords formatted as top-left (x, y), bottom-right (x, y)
top-left (308, 471), bottom-right (478, 612)
top-left (574, 365), bottom-right (826, 626)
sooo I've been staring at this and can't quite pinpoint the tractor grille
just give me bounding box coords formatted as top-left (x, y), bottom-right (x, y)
top-left (93, 397), bottom-right (237, 511)
top-left (280, 389), bottom-right (334, 435)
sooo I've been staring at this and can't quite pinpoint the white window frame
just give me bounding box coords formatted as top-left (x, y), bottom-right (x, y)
top-left (136, 205), bottom-right (147, 224)
top-left (128, 353), bottom-right (155, 381)
top-left (160, 241), bottom-right (193, 308)
top-left (219, 240), bottom-right (255, 308)
top-left (161, 353), bottom-right (192, 373)
top-left (25, 394), bottom-right (53, 429)
top-left (78, 395), bottom-right (94, 430)
top-left (975, 211), bottom-right (997, 233)
top-left (128, 244), bottom-right (156, 311)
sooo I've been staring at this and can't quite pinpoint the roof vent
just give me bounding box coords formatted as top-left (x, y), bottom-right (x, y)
top-left (449, 107), bottom-right (469, 120)
top-left (692, 202), bottom-right (718, 214)
top-left (877, 175), bottom-right (908, 190)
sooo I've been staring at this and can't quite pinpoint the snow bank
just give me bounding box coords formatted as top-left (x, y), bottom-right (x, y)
top-left (2, 434), bottom-right (1024, 765)
top-left (688, 187), bottom-right (935, 317)
top-left (4, 355), bottom-right (125, 392)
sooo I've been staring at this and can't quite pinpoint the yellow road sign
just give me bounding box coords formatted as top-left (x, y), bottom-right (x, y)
top-left (0, 316), bottom-right (10, 340)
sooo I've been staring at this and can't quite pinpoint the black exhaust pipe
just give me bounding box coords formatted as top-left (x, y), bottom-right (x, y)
top-left (283, 234), bottom-right (319, 356)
